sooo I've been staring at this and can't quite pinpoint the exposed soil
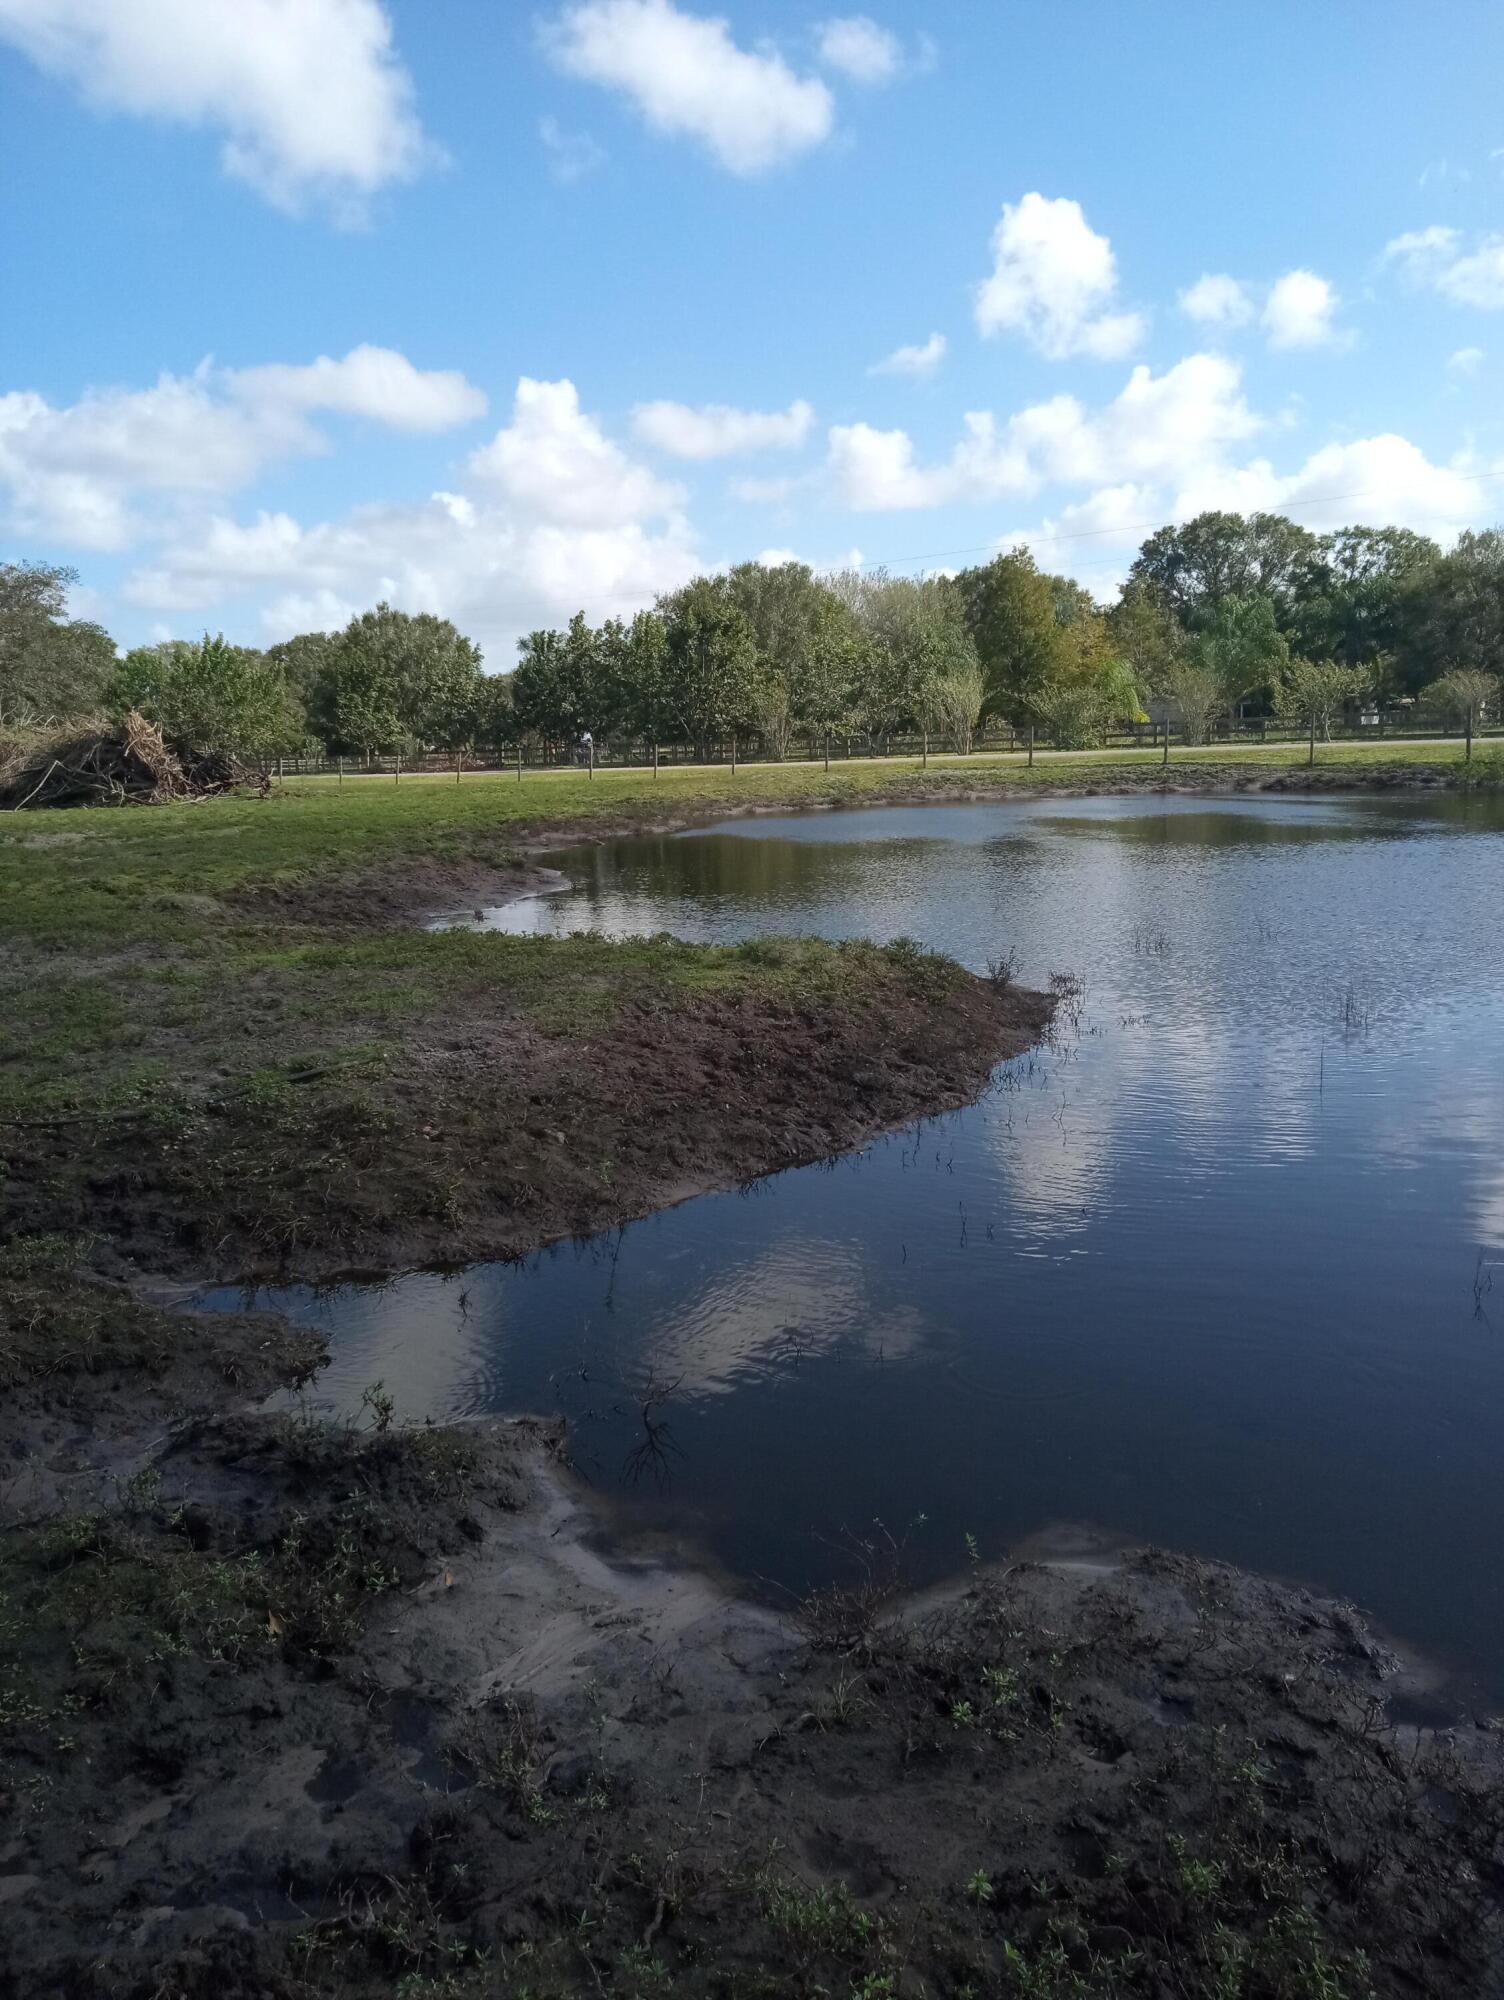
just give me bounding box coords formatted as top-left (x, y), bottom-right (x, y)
top-left (2, 953), bottom-right (1054, 1288)
top-left (3, 1401), bottom-right (1501, 2000)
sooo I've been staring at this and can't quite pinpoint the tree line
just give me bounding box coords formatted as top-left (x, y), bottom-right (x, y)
top-left (2, 510), bottom-right (1500, 765)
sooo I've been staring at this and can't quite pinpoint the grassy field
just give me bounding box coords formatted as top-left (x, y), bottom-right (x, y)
top-left (3, 736), bottom-right (1496, 953)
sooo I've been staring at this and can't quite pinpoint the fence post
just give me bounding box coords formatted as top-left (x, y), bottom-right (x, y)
top-left (395, 751), bottom-right (401, 785)
top-left (921, 728), bottom-right (928, 770)
top-left (1308, 708), bottom-right (1316, 768)
top-left (824, 729), bottom-right (830, 773)
top-left (1162, 720), bottom-right (1169, 768)
top-left (652, 741), bottom-right (659, 778)
top-left (1028, 725), bottom-right (1035, 768)
top-left (730, 733), bottom-right (737, 775)
top-left (517, 742), bottom-right (523, 784)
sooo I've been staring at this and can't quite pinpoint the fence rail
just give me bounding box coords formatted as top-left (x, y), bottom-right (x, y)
top-left (259, 715), bottom-right (1502, 782)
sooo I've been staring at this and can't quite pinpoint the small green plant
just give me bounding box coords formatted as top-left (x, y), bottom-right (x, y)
top-left (360, 1379), bottom-right (396, 1432)
top-left (966, 1868), bottom-right (995, 1905)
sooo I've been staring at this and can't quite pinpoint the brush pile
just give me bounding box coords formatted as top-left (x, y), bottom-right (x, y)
top-left (0, 712), bottom-right (248, 809)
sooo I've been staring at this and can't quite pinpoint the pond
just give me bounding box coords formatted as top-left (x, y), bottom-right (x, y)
top-left (206, 793), bottom-right (1504, 1695)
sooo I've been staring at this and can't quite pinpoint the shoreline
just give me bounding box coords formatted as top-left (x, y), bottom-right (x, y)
top-left (4, 1406), bottom-right (1501, 1996)
top-left (5, 761), bottom-right (1504, 1992)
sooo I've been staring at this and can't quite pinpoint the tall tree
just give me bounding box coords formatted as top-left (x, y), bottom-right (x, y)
top-left (1398, 528), bottom-right (1504, 695)
top-left (1127, 512), bottom-right (1318, 627)
top-left (0, 560), bottom-right (118, 725)
top-left (658, 577), bottom-right (758, 755)
top-left (321, 604), bottom-right (483, 754)
top-left (1192, 594), bottom-right (1288, 714)
top-left (954, 548), bottom-right (1068, 722)
top-left (1287, 526), bottom-right (1440, 677)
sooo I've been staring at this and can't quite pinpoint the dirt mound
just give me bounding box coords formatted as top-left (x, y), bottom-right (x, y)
top-left (0, 710), bottom-right (249, 809)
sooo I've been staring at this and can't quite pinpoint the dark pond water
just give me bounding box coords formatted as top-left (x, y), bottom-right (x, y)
top-left (205, 794), bottom-right (1504, 1693)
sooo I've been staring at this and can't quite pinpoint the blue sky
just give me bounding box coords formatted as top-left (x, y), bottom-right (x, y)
top-left (2, 0), bottom-right (1502, 664)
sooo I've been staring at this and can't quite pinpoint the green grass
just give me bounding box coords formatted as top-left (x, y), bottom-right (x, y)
top-left (1, 738), bottom-right (1494, 952)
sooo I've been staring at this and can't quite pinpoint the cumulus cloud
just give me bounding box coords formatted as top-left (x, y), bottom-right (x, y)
top-left (1262, 269), bottom-right (1344, 350)
top-left (1449, 346), bottom-right (1485, 375)
top-left (815, 16), bottom-right (901, 84)
top-left (123, 378), bottom-right (701, 662)
top-left (542, 0), bottom-right (833, 175)
top-left (827, 353), bottom-right (1258, 511)
top-left (975, 193), bottom-right (1145, 360)
top-left (1178, 273), bottom-right (1254, 328)
top-left (630, 397), bottom-right (814, 458)
top-left (0, 0), bottom-right (431, 215)
top-left (229, 346), bottom-right (487, 432)
top-left (1174, 433), bottom-right (1491, 542)
top-left (0, 348), bottom-right (486, 548)
top-left (867, 332), bottom-right (946, 378)
top-left (538, 114), bottom-right (606, 183)
top-left (1385, 226), bottom-right (1504, 310)
top-left (468, 377), bottom-right (684, 529)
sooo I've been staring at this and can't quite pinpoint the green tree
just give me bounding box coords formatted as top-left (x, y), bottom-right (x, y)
top-left (469, 671), bottom-right (516, 755)
top-left (511, 628), bottom-right (568, 744)
top-left (921, 657), bottom-right (986, 753)
top-left (111, 634), bottom-right (304, 759)
top-left (1192, 594), bottom-right (1288, 716)
top-left (1127, 512), bottom-right (1318, 627)
top-left (658, 577), bottom-right (758, 755)
top-left (0, 561), bottom-right (118, 725)
top-left (1277, 657), bottom-right (1370, 761)
top-left (1287, 526), bottom-right (1440, 679)
top-left (1398, 528), bottom-right (1504, 695)
top-left (954, 548), bottom-right (1068, 722)
top-left (322, 604), bottom-right (483, 756)
top-left (1156, 656), bottom-right (1225, 746)
top-left (1423, 666), bottom-right (1499, 761)
top-left (615, 610), bottom-right (673, 751)
top-left (727, 561), bottom-right (863, 759)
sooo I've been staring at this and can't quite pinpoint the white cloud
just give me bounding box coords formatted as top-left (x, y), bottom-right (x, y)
top-left (975, 193), bottom-right (1145, 360)
top-left (538, 114), bottom-right (606, 183)
top-left (816, 16), bottom-right (901, 84)
top-left (1385, 225), bottom-right (1504, 310)
top-left (542, 0), bottom-right (833, 175)
top-left (827, 353), bottom-right (1258, 511)
top-left (1178, 273), bottom-right (1253, 328)
top-left (228, 346), bottom-right (487, 432)
top-left (997, 482), bottom-right (1159, 590)
top-left (468, 377), bottom-right (684, 529)
top-left (1448, 345), bottom-right (1485, 375)
top-left (756, 546), bottom-right (799, 566)
top-left (0, 348), bottom-right (487, 548)
top-left (123, 378), bottom-right (701, 662)
top-left (827, 422), bottom-right (952, 510)
top-left (1262, 269), bottom-right (1344, 350)
top-left (1174, 433), bottom-right (1491, 543)
top-left (0, 0), bottom-right (430, 216)
top-left (630, 397), bottom-right (814, 458)
top-left (868, 332), bottom-right (946, 378)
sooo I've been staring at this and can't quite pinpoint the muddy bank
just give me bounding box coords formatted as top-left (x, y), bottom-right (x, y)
top-left (3, 1405), bottom-right (1501, 1999)
top-left (3, 949), bottom-right (1056, 1288)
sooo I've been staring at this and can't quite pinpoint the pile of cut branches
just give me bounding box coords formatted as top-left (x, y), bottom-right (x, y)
top-left (0, 712), bottom-right (247, 809)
